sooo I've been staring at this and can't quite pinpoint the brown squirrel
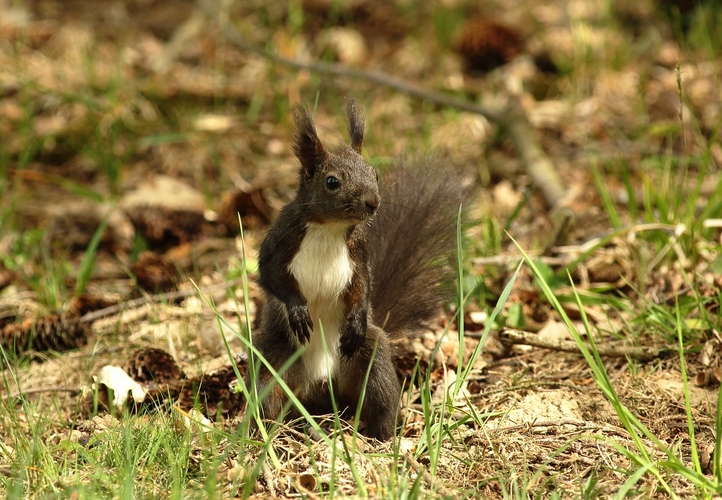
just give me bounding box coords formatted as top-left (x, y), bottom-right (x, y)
top-left (247, 101), bottom-right (470, 440)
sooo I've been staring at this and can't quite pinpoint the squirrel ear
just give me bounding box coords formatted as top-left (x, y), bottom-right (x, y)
top-left (346, 99), bottom-right (364, 154)
top-left (293, 106), bottom-right (327, 179)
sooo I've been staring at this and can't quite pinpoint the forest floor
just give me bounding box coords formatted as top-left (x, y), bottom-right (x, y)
top-left (1, 0), bottom-right (722, 498)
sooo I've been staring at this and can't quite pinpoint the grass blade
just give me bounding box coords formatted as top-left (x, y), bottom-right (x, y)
top-left (75, 208), bottom-right (112, 296)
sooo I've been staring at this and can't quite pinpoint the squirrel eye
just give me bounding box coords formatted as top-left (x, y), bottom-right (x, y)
top-left (326, 176), bottom-right (340, 190)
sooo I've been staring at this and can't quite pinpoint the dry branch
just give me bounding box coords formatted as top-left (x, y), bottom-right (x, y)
top-left (404, 452), bottom-right (456, 497)
top-left (79, 277), bottom-right (244, 323)
top-left (489, 419), bottom-right (634, 440)
top-left (471, 254), bottom-right (571, 267)
top-left (2, 387), bottom-right (80, 402)
top-left (499, 328), bottom-right (665, 362)
top-left (197, 0), bottom-right (567, 210)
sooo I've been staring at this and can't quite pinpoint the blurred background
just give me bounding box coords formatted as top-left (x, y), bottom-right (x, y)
top-left (0, 0), bottom-right (720, 338)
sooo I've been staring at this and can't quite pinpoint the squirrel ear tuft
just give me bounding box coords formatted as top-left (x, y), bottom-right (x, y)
top-left (346, 99), bottom-right (365, 154)
top-left (293, 106), bottom-right (327, 179)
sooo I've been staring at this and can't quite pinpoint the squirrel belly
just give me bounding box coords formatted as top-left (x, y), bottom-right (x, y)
top-left (287, 222), bottom-right (354, 384)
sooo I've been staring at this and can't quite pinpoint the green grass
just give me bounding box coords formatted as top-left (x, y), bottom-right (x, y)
top-left (533, 262), bottom-right (722, 497)
top-left (512, 91), bottom-right (722, 490)
top-left (0, 401), bottom-right (234, 499)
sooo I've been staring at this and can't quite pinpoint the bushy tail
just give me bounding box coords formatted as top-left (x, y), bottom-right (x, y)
top-left (369, 157), bottom-right (473, 336)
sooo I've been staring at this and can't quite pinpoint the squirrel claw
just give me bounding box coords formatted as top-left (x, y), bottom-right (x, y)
top-left (288, 304), bottom-right (313, 343)
top-left (340, 312), bottom-right (366, 359)
top-left (339, 333), bottom-right (363, 360)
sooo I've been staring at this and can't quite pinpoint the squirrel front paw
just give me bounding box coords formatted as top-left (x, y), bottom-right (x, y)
top-left (339, 312), bottom-right (367, 359)
top-left (287, 303), bottom-right (313, 343)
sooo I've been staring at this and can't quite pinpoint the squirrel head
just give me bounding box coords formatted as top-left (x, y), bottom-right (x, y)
top-left (292, 101), bottom-right (380, 225)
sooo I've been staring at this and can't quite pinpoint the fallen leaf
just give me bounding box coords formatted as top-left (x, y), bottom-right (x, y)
top-left (94, 365), bottom-right (147, 408)
top-left (193, 114), bottom-right (233, 132)
top-left (537, 319), bottom-right (571, 341)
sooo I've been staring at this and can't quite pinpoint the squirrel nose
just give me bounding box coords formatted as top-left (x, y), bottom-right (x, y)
top-left (365, 195), bottom-right (380, 213)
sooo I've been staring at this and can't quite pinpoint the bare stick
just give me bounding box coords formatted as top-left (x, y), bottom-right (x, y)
top-left (497, 328), bottom-right (664, 362)
top-left (3, 387), bottom-right (80, 401)
top-left (198, 0), bottom-right (502, 122)
top-left (80, 277), bottom-right (243, 323)
top-left (489, 419), bottom-right (633, 440)
top-left (404, 452), bottom-right (456, 497)
top-left (262, 460), bottom-right (277, 497)
top-left (197, 0), bottom-right (567, 209)
top-left (491, 418), bottom-right (593, 433)
top-left (501, 100), bottom-right (567, 208)
top-left (472, 254), bottom-right (571, 267)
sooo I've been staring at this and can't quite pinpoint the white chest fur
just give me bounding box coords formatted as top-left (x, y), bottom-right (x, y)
top-left (288, 222), bottom-right (354, 384)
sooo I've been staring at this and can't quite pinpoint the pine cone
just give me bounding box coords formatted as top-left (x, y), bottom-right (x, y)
top-left (453, 18), bottom-right (523, 73)
top-left (124, 347), bottom-right (185, 387)
top-left (130, 252), bottom-right (179, 293)
top-left (70, 294), bottom-right (117, 317)
top-left (0, 313), bottom-right (89, 356)
top-left (125, 205), bottom-right (206, 252)
top-left (216, 188), bottom-right (272, 234)
top-left (179, 365), bottom-right (245, 418)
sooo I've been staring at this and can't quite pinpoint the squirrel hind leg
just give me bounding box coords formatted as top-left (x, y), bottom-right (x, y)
top-left (245, 342), bottom-right (303, 433)
top-left (339, 326), bottom-right (401, 441)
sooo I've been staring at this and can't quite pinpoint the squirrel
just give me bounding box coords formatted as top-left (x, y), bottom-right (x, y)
top-left (247, 101), bottom-right (471, 441)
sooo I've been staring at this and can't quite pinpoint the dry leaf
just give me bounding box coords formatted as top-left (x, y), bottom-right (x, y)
top-left (94, 365), bottom-right (147, 408)
top-left (431, 368), bottom-right (457, 404)
top-left (193, 114), bottom-right (234, 132)
top-left (295, 473), bottom-right (317, 493)
top-left (537, 319), bottom-right (571, 341)
top-left (122, 175), bottom-right (205, 213)
top-left (318, 27), bottom-right (367, 65)
top-left (398, 438), bottom-right (415, 454)
top-left (175, 407), bottom-right (213, 434)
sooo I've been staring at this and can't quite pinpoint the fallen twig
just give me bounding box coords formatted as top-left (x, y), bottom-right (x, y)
top-left (197, 0), bottom-right (567, 210)
top-left (406, 404), bottom-right (474, 422)
top-left (489, 419), bottom-right (633, 440)
top-left (491, 418), bottom-right (594, 434)
top-left (80, 278), bottom-right (244, 323)
top-left (470, 381), bottom-right (584, 400)
top-left (404, 452), bottom-right (456, 497)
top-left (498, 328), bottom-right (665, 362)
top-left (199, 0), bottom-right (502, 121)
top-left (261, 460), bottom-right (277, 498)
top-left (2, 387), bottom-right (80, 401)
top-left (471, 254), bottom-right (571, 267)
